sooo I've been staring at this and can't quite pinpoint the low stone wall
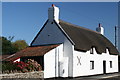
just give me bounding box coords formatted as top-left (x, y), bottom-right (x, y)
top-left (0, 71), bottom-right (44, 80)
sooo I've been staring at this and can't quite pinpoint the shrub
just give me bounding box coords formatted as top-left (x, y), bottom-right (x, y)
top-left (2, 61), bottom-right (20, 73)
top-left (27, 59), bottom-right (42, 71)
top-left (2, 59), bottom-right (42, 73)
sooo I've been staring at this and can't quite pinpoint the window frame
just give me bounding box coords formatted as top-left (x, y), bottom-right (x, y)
top-left (90, 61), bottom-right (94, 70)
top-left (90, 48), bottom-right (94, 54)
top-left (110, 61), bottom-right (112, 68)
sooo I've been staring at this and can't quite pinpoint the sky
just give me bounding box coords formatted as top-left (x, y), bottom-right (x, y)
top-left (2, 2), bottom-right (119, 46)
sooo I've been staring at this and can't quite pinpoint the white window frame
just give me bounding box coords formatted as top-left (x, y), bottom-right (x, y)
top-left (90, 48), bottom-right (94, 54)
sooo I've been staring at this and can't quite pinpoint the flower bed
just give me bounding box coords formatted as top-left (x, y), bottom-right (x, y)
top-left (2, 59), bottom-right (42, 73)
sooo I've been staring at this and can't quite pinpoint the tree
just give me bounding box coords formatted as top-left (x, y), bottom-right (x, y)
top-left (1, 36), bottom-right (28, 55)
top-left (1, 36), bottom-right (14, 55)
top-left (12, 40), bottom-right (28, 51)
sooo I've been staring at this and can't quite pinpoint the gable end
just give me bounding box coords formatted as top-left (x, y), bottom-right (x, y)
top-left (30, 20), bottom-right (49, 46)
top-left (53, 20), bottom-right (75, 45)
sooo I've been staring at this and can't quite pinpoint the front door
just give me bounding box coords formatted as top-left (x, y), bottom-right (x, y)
top-left (103, 61), bottom-right (106, 74)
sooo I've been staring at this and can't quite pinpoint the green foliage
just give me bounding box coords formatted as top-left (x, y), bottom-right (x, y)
top-left (1, 37), bottom-right (14, 54)
top-left (12, 40), bottom-right (28, 51)
top-left (1, 36), bottom-right (28, 55)
top-left (2, 62), bottom-right (20, 72)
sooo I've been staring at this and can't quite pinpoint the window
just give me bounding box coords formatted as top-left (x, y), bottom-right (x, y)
top-left (90, 61), bottom-right (94, 70)
top-left (90, 48), bottom-right (94, 54)
top-left (110, 61), bottom-right (112, 68)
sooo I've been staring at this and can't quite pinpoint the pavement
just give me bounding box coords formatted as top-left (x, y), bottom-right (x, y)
top-left (45, 73), bottom-right (120, 80)
top-left (76, 73), bottom-right (120, 80)
top-left (1, 73), bottom-right (120, 80)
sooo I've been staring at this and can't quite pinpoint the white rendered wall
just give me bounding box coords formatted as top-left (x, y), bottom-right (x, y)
top-left (44, 44), bottom-right (69, 78)
top-left (13, 58), bottom-right (20, 62)
top-left (63, 38), bottom-right (74, 77)
top-left (73, 48), bottom-right (118, 77)
top-left (44, 48), bottom-right (56, 78)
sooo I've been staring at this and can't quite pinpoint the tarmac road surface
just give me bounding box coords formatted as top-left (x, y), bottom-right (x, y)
top-left (1, 73), bottom-right (120, 80)
top-left (45, 73), bottom-right (120, 80)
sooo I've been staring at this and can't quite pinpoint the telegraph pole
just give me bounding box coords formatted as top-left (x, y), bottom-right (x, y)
top-left (115, 25), bottom-right (118, 48)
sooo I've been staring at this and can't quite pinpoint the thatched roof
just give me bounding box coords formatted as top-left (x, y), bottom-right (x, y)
top-left (59, 20), bottom-right (118, 55)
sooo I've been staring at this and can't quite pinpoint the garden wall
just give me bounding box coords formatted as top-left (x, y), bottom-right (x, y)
top-left (0, 71), bottom-right (44, 80)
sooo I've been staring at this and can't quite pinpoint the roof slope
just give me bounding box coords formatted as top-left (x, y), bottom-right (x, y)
top-left (0, 55), bottom-right (11, 61)
top-left (3, 44), bottom-right (59, 61)
top-left (59, 20), bottom-right (119, 55)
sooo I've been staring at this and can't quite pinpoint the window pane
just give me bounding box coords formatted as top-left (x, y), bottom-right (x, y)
top-left (90, 48), bottom-right (93, 54)
top-left (110, 61), bottom-right (112, 68)
top-left (90, 61), bottom-right (94, 70)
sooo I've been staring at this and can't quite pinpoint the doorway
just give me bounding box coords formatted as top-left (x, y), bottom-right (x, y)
top-left (103, 61), bottom-right (106, 74)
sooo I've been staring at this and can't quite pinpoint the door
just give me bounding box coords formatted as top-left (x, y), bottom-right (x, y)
top-left (103, 61), bottom-right (106, 74)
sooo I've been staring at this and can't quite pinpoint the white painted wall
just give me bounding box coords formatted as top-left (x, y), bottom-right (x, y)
top-left (13, 58), bottom-right (20, 62)
top-left (63, 38), bottom-right (74, 77)
top-left (73, 48), bottom-right (118, 77)
top-left (44, 48), bottom-right (56, 78)
top-left (59, 57), bottom-right (68, 77)
top-left (44, 44), bottom-right (69, 78)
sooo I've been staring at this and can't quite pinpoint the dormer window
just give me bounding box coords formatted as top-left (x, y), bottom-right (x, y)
top-left (90, 47), bottom-right (94, 54)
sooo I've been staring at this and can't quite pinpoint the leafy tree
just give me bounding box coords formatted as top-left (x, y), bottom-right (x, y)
top-left (12, 40), bottom-right (28, 51)
top-left (1, 36), bottom-right (14, 55)
top-left (1, 36), bottom-right (28, 55)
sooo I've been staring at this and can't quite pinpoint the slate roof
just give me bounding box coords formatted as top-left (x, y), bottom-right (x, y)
top-left (58, 20), bottom-right (119, 55)
top-left (3, 44), bottom-right (59, 61)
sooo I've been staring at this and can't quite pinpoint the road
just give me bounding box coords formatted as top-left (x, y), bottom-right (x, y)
top-left (45, 73), bottom-right (120, 80)
top-left (1, 73), bottom-right (120, 80)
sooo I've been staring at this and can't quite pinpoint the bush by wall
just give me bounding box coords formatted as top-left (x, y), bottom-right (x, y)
top-left (2, 59), bottom-right (42, 73)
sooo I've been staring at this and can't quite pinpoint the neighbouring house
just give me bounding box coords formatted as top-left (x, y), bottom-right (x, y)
top-left (3, 4), bottom-right (119, 78)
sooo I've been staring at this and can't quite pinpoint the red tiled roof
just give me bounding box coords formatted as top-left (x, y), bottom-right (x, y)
top-left (3, 44), bottom-right (60, 61)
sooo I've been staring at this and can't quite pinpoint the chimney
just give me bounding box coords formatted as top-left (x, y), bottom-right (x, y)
top-left (96, 23), bottom-right (104, 35)
top-left (48, 4), bottom-right (59, 23)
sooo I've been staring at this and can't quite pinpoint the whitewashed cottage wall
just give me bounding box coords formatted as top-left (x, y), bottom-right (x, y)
top-left (73, 48), bottom-right (118, 77)
top-left (63, 38), bottom-right (74, 77)
top-left (43, 48), bottom-right (56, 78)
top-left (44, 44), bottom-right (72, 78)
